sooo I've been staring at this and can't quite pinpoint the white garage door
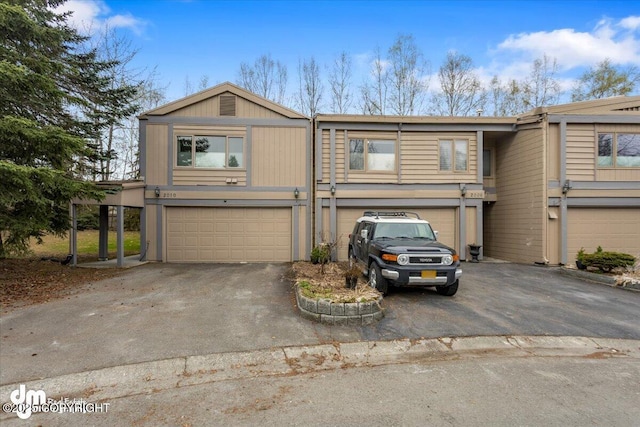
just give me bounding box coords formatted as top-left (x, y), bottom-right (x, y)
top-left (568, 208), bottom-right (640, 263)
top-left (166, 207), bottom-right (292, 262)
top-left (334, 208), bottom-right (457, 261)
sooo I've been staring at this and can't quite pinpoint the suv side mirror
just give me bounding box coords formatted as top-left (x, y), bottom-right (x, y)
top-left (361, 229), bottom-right (368, 240)
top-left (434, 230), bottom-right (439, 240)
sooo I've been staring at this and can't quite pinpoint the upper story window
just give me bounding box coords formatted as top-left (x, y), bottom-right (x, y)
top-left (349, 139), bottom-right (396, 172)
top-left (177, 135), bottom-right (244, 168)
top-left (598, 133), bottom-right (640, 168)
top-left (439, 139), bottom-right (468, 172)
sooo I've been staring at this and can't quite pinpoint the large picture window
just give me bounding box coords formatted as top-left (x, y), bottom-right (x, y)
top-left (439, 139), bottom-right (468, 172)
top-left (349, 139), bottom-right (396, 172)
top-left (598, 133), bottom-right (640, 168)
top-left (176, 135), bottom-right (244, 168)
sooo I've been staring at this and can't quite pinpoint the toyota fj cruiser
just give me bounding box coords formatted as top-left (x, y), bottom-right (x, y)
top-left (348, 211), bottom-right (462, 296)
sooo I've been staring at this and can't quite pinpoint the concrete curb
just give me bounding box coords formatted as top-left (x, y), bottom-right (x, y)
top-left (1, 336), bottom-right (638, 412)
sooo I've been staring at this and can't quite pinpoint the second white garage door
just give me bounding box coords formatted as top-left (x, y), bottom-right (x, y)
top-left (166, 207), bottom-right (292, 262)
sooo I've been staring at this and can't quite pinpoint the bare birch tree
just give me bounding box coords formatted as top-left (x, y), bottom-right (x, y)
top-left (431, 51), bottom-right (485, 116)
top-left (359, 47), bottom-right (388, 115)
top-left (488, 76), bottom-right (526, 116)
top-left (521, 54), bottom-right (562, 110)
top-left (327, 51), bottom-right (353, 113)
top-left (387, 34), bottom-right (429, 115)
top-left (237, 54), bottom-right (288, 104)
top-left (295, 56), bottom-right (323, 116)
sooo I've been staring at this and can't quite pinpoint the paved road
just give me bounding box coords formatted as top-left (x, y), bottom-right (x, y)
top-left (2, 262), bottom-right (639, 386)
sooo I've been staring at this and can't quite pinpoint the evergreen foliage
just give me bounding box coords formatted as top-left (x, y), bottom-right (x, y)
top-left (0, 0), bottom-right (138, 257)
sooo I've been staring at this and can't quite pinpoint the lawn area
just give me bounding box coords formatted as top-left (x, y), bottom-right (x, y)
top-left (29, 230), bottom-right (141, 258)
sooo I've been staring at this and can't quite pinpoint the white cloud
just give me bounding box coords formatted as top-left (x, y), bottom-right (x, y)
top-left (55, 0), bottom-right (146, 36)
top-left (619, 15), bottom-right (640, 31)
top-left (493, 16), bottom-right (640, 73)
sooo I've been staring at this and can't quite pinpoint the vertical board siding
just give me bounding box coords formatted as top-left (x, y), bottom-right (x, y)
top-left (547, 124), bottom-right (560, 181)
top-left (484, 128), bottom-right (545, 263)
top-left (170, 93), bottom-right (285, 118)
top-left (252, 126), bottom-right (306, 187)
top-left (146, 124), bottom-right (168, 186)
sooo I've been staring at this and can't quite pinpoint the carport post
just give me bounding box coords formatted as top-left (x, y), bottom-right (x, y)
top-left (98, 205), bottom-right (109, 261)
top-left (116, 205), bottom-right (124, 268)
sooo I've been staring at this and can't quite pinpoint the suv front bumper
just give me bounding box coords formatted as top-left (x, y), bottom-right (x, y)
top-left (381, 266), bottom-right (462, 286)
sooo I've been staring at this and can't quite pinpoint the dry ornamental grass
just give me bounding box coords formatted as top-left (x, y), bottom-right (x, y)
top-left (291, 261), bottom-right (382, 303)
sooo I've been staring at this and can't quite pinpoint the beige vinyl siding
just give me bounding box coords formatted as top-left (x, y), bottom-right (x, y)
top-left (252, 127), bottom-right (307, 187)
top-left (402, 132), bottom-right (477, 184)
top-left (566, 124), bottom-right (596, 181)
top-left (484, 128), bottom-right (546, 263)
top-left (145, 124), bottom-right (169, 186)
top-left (169, 93), bottom-right (286, 119)
top-left (327, 207), bottom-right (457, 261)
top-left (166, 207), bottom-right (292, 262)
top-left (173, 169), bottom-right (247, 186)
top-left (320, 130), bottom-right (478, 184)
top-left (567, 208), bottom-right (640, 265)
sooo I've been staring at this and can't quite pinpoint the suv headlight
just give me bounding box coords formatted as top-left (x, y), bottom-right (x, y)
top-left (397, 254), bottom-right (409, 265)
top-left (442, 254), bottom-right (453, 265)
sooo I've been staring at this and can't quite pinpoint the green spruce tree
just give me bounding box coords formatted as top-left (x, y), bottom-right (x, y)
top-left (0, 0), bottom-right (138, 257)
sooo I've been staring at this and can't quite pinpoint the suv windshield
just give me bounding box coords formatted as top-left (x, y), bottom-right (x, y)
top-left (373, 222), bottom-right (435, 240)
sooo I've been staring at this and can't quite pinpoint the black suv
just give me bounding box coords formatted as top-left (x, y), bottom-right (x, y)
top-left (348, 211), bottom-right (461, 296)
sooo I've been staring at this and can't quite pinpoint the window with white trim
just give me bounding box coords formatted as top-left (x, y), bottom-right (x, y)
top-left (598, 133), bottom-right (640, 168)
top-left (439, 139), bottom-right (468, 172)
top-left (177, 135), bottom-right (244, 168)
top-left (349, 139), bottom-right (396, 172)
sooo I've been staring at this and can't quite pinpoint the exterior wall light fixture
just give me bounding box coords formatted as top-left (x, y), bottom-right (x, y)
top-left (154, 187), bottom-right (160, 198)
top-left (330, 185), bottom-right (336, 195)
top-left (294, 187), bottom-right (300, 198)
top-left (562, 179), bottom-right (572, 194)
top-left (460, 186), bottom-right (467, 197)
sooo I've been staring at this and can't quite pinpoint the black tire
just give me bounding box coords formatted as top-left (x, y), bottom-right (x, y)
top-left (436, 280), bottom-right (459, 296)
top-left (369, 262), bottom-right (388, 295)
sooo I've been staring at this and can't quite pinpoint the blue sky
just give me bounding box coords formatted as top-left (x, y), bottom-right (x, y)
top-left (58, 0), bottom-right (640, 108)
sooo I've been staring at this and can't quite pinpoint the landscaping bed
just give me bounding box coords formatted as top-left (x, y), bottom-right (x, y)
top-left (290, 261), bottom-right (385, 325)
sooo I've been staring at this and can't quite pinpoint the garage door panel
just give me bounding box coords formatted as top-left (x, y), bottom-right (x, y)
top-left (334, 207), bottom-right (457, 261)
top-left (167, 207), bottom-right (292, 262)
top-left (568, 208), bottom-right (640, 263)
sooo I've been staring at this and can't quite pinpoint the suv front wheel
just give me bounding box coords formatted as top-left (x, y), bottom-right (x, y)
top-left (436, 280), bottom-right (459, 296)
top-left (369, 262), bottom-right (388, 295)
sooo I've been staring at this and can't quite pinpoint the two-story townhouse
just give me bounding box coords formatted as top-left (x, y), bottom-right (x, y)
top-left (314, 114), bottom-right (517, 261)
top-left (138, 82), bottom-right (312, 263)
top-left (133, 83), bottom-right (638, 267)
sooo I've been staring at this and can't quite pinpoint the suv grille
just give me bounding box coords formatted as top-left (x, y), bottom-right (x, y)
top-left (409, 256), bottom-right (442, 264)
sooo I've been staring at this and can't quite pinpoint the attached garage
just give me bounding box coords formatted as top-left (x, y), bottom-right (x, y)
top-left (332, 207), bottom-right (457, 261)
top-left (567, 208), bottom-right (640, 263)
top-left (166, 207), bottom-right (292, 262)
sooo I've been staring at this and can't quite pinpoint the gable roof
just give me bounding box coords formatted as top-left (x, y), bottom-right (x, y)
top-left (139, 81), bottom-right (308, 119)
top-left (523, 95), bottom-right (640, 116)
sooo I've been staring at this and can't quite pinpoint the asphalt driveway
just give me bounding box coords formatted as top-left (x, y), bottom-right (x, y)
top-left (1, 261), bottom-right (639, 386)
